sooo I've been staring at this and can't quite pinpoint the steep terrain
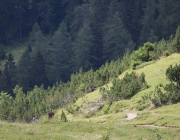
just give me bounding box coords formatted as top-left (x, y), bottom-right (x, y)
top-left (1, 53), bottom-right (180, 140)
top-left (0, 53), bottom-right (180, 140)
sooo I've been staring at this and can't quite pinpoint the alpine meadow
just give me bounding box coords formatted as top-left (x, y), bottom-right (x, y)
top-left (1, 0), bottom-right (180, 140)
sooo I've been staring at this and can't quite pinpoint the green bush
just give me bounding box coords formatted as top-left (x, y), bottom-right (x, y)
top-left (107, 72), bottom-right (148, 101)
top-left (131, 42), bottom-right (154, 69)
top-left (61, 110), bottom-right (68, 122)
top-left (102, 105), bottom-right (110, 114)
top-left (136, 100), bottom-right (149, 111)
top-left (163, 50), bottom-right (171, 56)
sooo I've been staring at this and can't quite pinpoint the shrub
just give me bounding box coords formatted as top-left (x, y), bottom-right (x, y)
top-left (100, 127), bottom-right (110, 140)
top-left (131, 42), bottom-right (154, 69)
top-left (60, 110), bottom-right (68, 122)
top-left (107, 71), bottom-right (148, 101)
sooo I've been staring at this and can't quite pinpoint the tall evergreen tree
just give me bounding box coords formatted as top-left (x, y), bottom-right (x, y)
top-left (30, 51), bottom-right (49, 88)
top-left (0, 0), bottom-right (17, 42)
top-left (73, 23), bottom-right (92, 71)
top-left (35, 0), bottom-right (55, 33)
top-left (2, 53), bottom-right (17, 96)
top-left (17, 49), bottom-right (32, 92)
top-left (70, 4), bottom-right (92, 41)
top-left (120, 0), bottom-right (145, 46)
top-left (173, 26), bottom-right (180, 53)
top-left (14, 0), bottom-right (30, 39)
top-left (89, 0), bottom-right (109, 70)
top-left (51, 21), bottom-right (72, 82)
top-left (64, 0), bottom-right (84, 29)
top-left (139, 0), bottom-right (157, 44)
top-left (29, 23), bottom-right (45, 52)
top-left (103, 1), bottom-right (134, 61)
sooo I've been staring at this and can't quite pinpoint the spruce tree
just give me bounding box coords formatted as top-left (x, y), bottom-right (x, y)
top-left (173, 26), bottom-right (180, 52)
top-left (30, 51), bottom-right (49, 88)
top-left (17, 49), bottom-right (32, 92)
top-left (73, 23), bottom-right (92, 71)
top-left (51, 21), bottom-right (72, 82)
top-left (2, 53), bottom-right (17, 96)
top-left (103, 1), bottom-right (134, 61)
top-left (89, 0), bottom-right (109, 70)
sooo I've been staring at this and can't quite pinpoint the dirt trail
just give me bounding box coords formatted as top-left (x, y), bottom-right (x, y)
top-left (125, 112), bottom-right (179, 129)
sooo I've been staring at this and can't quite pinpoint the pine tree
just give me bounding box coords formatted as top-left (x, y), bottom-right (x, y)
top-left (139, 0), bottom-right (157, 44)
top-left (120, 0), bottom-right (144, 46)
top-left (51, 21), bottom-right (72, 82)
top-left (17, 49), bottom-right (32, 92)
top-left (173, 26), bottom-right (180, 52)
top-left (89, 0), bottom-right (109, 70)
top-left (166, 64), bottom-right (180, 87)
top-left (103, 1), bottom-right (134, 61)
top-left (70, 4), bottom-right (91, 41)
top-left (2, 53), bottom-right (17, 96)
top-left (29, 23), bottom-right (45, 52)
top-left (30, 51), bottom-right (49, 88)
top-left (73, 23), bottom-right (92, 71)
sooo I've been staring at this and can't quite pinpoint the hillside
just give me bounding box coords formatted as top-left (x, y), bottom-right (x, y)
top-left (1, 53), bottom-right (180, 140)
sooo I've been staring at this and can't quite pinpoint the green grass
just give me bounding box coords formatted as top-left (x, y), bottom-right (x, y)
top-left (1, 53), bottom-right (180, 139)
top-left (1, 118), bottom-right (180, 140)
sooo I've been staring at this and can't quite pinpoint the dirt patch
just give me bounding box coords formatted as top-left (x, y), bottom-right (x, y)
top-left (134, 124), bottom-right (167, 128)
top-left (126, 113), bottom-right (137, 120)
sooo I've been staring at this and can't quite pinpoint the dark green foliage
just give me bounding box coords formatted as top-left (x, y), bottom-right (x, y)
top-left (0, 91), bottom-right (12, 105)
top-left (172, 26), bottom-right (180, 52)
top-left (120, 0), bottom-right (144, 46)
top-left (107, 72), bottom-right (147, 101)
top-left (149, 85), bottom-right (169, 107)
top-left (153, 37), bottom-right (174, 59)
top-left (148, 83), bottom-right (180, 107)
top-left (69, 4), bottom-right (91, 41)
top-left (131, 42), bottom-right (154, 69)
top-left (0, 53), bottom-right (17, 96)
top-left (17, 49), bottom-right (32, 92)
top-left (148, 64), bottom-right (180, 107)
top-left (72, 23), bottom-right (92, 71)
top-left (103, 1), bottom-right (134, 61)
top-left (89, 15), bottom-right (104, 69)
top-left (0, 44), bottom-right (6, 60)
top-left (29, 23), bottom-right (45, 52)
top-left (0, 0), bottom-right (179, 46)
top-left (2, 0), bottom-right (180, 123)
top-left (51, 21), bottom-right (72, 82)
top-left (30, 51), bottom-right (49, 88)
top-left (0, 85), bottom-right (49, 122)
top-left (88, 0), bottom-right (109, 70)
top-left (166, 64), bottom-right (180, 87)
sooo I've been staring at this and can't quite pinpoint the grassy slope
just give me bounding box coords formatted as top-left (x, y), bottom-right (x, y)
top-left (1, 53), bottom-right (180, 140)
top-left (1, 41), bottom-right (27, 65)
